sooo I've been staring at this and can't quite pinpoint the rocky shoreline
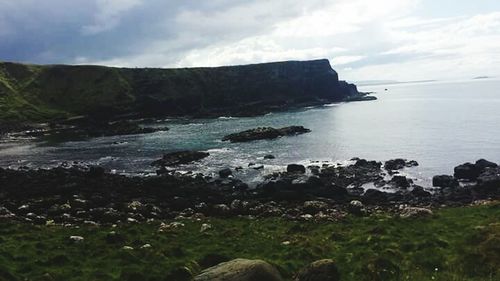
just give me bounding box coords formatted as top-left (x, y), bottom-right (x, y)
top-left (1, 157), bottom-right (498, 226)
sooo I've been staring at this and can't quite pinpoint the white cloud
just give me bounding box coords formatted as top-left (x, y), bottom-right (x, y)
top-left (82, 0), bottom-right (142, 35)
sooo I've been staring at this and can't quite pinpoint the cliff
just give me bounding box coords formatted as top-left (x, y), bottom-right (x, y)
top-left (0, 59), bottom-right (360, 124)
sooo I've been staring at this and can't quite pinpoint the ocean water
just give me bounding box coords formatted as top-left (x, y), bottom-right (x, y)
top-left (1, 79), bottom-right (500, 187)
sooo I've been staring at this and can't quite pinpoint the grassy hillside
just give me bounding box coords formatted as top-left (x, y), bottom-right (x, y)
top-left (0, 203), bottom-right (498, 281)
top-left (0, 59), bottom-right (354, 124)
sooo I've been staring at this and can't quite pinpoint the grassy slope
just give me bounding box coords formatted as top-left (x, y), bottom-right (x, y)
top-left (0, 59), bottom-right (341, 124)
top-left (0, 203), bottom-right (498, 281)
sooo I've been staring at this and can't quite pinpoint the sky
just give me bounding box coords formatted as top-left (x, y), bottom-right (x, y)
top-left (1, 0), bottom-right (500, 81)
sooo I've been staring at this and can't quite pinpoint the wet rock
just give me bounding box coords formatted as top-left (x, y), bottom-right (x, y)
top-left (218, 168), bottom-right (232, 178)
top-left (222, 126), bottom-right (311, 143)
top-left (287, 164), bottom-right (306, 174)
top-left (400, 207), bottom-right (433, 218)
top-left (475, 159), bottom-right (497, 172)
top-left (384, 159), bottom-right (419, 171)
top-left (200, 223), bottom-right (212, 233)
top-left (294, 259), bottom-right (340, 281)
top-left (151, 151), bottom-right (210, 166)
top-left (432, 175), bottom-right (458, 188)
top-left (454, 162), bottom-right (480, 180)
top-left (194, 258), bottom-right (283, 281)
top-left (264, 154), bottom-right (276, 160)
top-left (389, 176), bottom-right (412, 189)
top-left (475, 167), bottom-right (500, 196)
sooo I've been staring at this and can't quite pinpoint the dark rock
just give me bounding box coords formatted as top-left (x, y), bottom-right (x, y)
top-left (475, 159), bottom-right (498, 171)
top-left (303, 201), bottom-right (329, 215)
top-left (88, 166), bottom-right (105, 178)
top-left (263, 154), bottom-right (275, 160)
top-left (287, 164), bottom-right (306, 174)
top-left (454, 162), bottom-right (480, 180)
top-left (475, 167), bottom-right (500, 197)
top-left (362, 189), bottom-right (388, 204)
top-left (347, 200), bottom-right (365, 216)
top-left (218, 168), bottom-right (232, 178)
top-left (294, 259), bottom-right (340, 281)
top-left (151, 150), bottom-right (210, 166)
top-left (389, 176), bottom-right (412, 189)
top-left (432, 175), bottom-right (458, 188)
top-left (222, 126), bottom-right (311, 143)
top-left (384, 159), bottom-right (419, 171)
top-left (410, 186), bottom-right (431, 197)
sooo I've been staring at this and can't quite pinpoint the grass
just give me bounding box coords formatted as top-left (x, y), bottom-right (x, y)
top-left (0, 203), bottom-right (498, 281)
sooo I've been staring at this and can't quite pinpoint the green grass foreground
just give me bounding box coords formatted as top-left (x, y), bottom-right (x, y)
top-left (0, 203), bottom-right (499, 281)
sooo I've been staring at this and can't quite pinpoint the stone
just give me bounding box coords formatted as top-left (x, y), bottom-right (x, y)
top-left (400, 207), bottom-right (433, 218)
top-left (151, 151), bottom-right (210, 166)
top-left (218, 168), bottom-right (232, 178)
top-left (264, 154), bottom-right (276, 159)
top-left (303, 201), bottom-right (329, 214)
top-left (432, 175), bottom-right (458, 188)
top-left (222, 126), bottom-right (311, 143)
top-left (69, 236), bottom-right (84, 243)
top-left (294, 259), bottom-right (340, 281)
top-left (389, 175), bottom-right (412, 188)
top-left (475, 159), bottom-right (497, 171)
top-left (200, 223), bottom-right (212, 233)
top-left (194, 258), bottom-right (283, 281)
top-left (454, 162), bottom-right (480, 180)
top-left (287, 164), bottom-right (306, 174)
top-left (348, 200), bottom-right (365, 215)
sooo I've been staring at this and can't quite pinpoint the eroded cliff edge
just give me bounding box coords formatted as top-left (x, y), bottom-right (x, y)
top-left (0, 59), bottom-right (365, 125)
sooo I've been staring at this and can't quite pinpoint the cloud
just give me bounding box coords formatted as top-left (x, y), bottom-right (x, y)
top-left (81, 0), bottom-right (143, 35)
top-left (1, 0), bottom-right (500, 81)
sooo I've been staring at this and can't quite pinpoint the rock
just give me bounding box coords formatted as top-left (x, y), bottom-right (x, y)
top-left (348, 200), bottom-right (365, 215)
top-left (69, 236), bottom-right (84, 243)
top-left (454, 162), bottom-right (480, 180)
top-left (400, 207), bottom-right (433, 218)
top-left (88, 166), bottom-right (105, 178)
top-left (294, 259), bottom-right (340, 281)
top-left (476, 167), bottom-right (500, 196)
top-left (410, 186), bottom-right (431, 197)
top-left (194, 258), bottom-right (283, 281)
top-left (218, 168), bottom-right (232, 178)
top-left (303, 201), bottom-right (329, 214)
top-left (140, 244), bottom-right (152, 249)
top-left (151, 151), bottom-right (210, 166)
top-left (287, 164), bottom-right (306, 174)
top-left (222, 126), bottom-right (311, 142)
top-left (362, 189), bottom-right (388, 204)
top-left (158, 222), bottom-right (185, 232)
top-left (475, 159), bottom-right (498, 171)
top-left (264, 155), bottom-right (276, 160)
top-left (105, 231), bottom-right (126, 244)
top-left (389, 175), bottom-right (412, 188)
top-left (432, 175), bottom-right (458, 188)
top-left (384, 159), bottom-right (407, 171)
top-left (200, 223), bottom-right (212, 233)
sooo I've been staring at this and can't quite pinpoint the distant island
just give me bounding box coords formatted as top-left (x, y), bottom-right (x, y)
top-left (0, 59), bottom-right (373, 131)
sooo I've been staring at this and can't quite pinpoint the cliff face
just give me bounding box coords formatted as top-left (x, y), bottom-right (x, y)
top-left (0, 59), bottom-right (359, 123)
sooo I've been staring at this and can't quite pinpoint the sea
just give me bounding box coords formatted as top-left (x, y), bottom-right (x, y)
top-left (1, 79), bottom-right (499, 188)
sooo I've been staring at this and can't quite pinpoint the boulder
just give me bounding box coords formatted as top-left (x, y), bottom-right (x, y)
top-left (432, 175), bottom-right (458, 188)
top-left (287, 164), bottom-right (306, 174)
top-left (347, 200), bottom-right (365, 215)
top-left (362, 189), bottom-right (388, 204)
top-left (475, 167), bottom-right (500, 196)
top-left (264, 154), bottom-right (276, 160)
top-left (400, 207), bottom-right (433, 218)
top-left (410, 186), bottom-right (431, 197)
top-left (194, 258), bottom-right (283, 281)
top-left (475, 159), bottom-right (498, 171)
top-left (384, 159), bottom-right (419, 171)
top-left (389, 176), bottom-right (412, 188)
top-left (294, 259), bottom-right (340, 281)
top-left (218, 168), bottom-right (232, 178)
top-left (151, 151), bottom-right (210, 166)
top-left (454, 162), bottom-right (480, 180)
top-left (222, 126), bottom-right (311, 142)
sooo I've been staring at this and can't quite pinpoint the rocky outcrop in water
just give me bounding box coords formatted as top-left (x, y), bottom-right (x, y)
top-left (151, 151), bottom-right (210, 167)
top-left (222, 126), bottom-right (311, 142)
